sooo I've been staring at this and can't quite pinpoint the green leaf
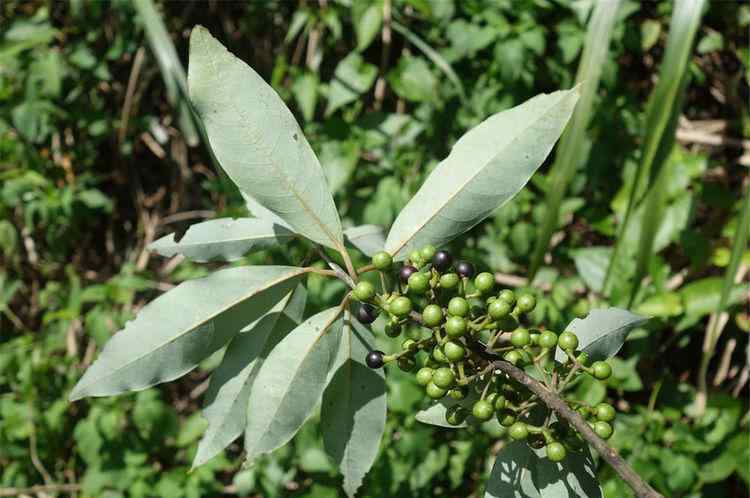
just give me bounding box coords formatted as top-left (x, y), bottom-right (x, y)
top-left (635, 292), bottom-right (683, 318)
top-left (555, 307), bottom-right (648, 363)
top-left (320, 140), bottom-right (360, 193)
top-left (343, 225), bottom-right (386, 257)
top-left (149, 218), bottom-right (296, 262)
top-left (325, 52), bottom-right (377, 116)
top-left (192, 285), bottom-right (306, 468)
top-left (485, 441), bottom-right (601, 498)
top-left (244, 306), bottom-right (344, 464)
top-left (680, 277), bottom-right (749, 318)
top-left (352, 0), bottom-right (383, 51)
top-left (69, 266), bottom-right (306, 400)
top-left (385, 88), bottom-right (579, 260)
top-left (388, 56), bottom-right (437, 103)
top-left (292, 72), bottom-right (319, 122)
top-left (321, 319), bottom-right (386, 498)
top-left (572, 247), bottom-right (612, 293)
top-left (415, 390), bottom-right (480, 428)
top-left (188, 26), bottom-right (344, 250)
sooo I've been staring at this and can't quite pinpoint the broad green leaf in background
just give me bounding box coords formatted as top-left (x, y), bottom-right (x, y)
top-left (555, 307), bottom-right (649, 363)
top-left (192, 285), bottom-right (306, 468)
top-left (352, 0), bottom-right (383, 52)
top-left (388, 55), bottom-right (437, 103)
top-left (292, 72), bottom-right (319, 122)
top-left (244, 306), bottom-right (344, 464)
top-left (321, 319), bottom-right (386, 498)
top-left (385, 88), bottom-right (579, 260)
top-left (485, 441), bottom-right (601, 498)
top-left (70, 266), bottom-right (306, 400)
top-left (188, 26), bottom-right (344, 251)
top-left (243, 192), bottom-right (291, 228)
top-left (320, 140), bottom-right (360, 193)
top-left (325, 52), bottom-right (378, 116)
top-left (149, 218), bottom-right (296, 262)
top-left (572, 246), bottom-right (612, 293)
top-left (343, 224), bottom-right (386, 257)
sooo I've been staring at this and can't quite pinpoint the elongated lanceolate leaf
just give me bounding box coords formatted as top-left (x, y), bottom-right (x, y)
top-left (149, 218), bottom-right (296, 262)
top-left (321, 319), bottom-right (386, 498)
top-left (192, 285), bottom-right (307, 468)
top-left (416, 390), bottom-right (480, 428)
top-left (343, 225), bottom-right (386, 257)
top-left (69, 266), bottom-right (306, 400)
top-left (555, 308), bottom-right (648, 363)
top-left (485, 442), bottom-right (601, 498)
top-left (188, 26), bottom-right (344, 250)
top-left (385, 88), bottom-right (579, 260)
top-left (244, 306), bottom-right (344, 464)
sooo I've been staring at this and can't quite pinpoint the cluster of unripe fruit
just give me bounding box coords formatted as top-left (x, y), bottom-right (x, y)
top-left (351, 245), bottom-right (616, 462)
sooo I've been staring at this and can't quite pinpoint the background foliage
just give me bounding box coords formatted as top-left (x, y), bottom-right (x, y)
top-left (1, 1), bottom-right (748, 497)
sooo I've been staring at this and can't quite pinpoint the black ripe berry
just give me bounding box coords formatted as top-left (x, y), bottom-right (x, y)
top-left (432, 250), bottom-right (453, 272)
top-left (399, 265), bottom-right (418, 284)
top-left (365, 350), bottom-right (385, 369)
top-left (455, 260), bottom-right (475, 278)
top-left (356, 303), bottom-right (379, 324)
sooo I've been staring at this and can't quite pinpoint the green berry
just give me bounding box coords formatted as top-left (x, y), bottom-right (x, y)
top-left (416, 367), bottom-right (434, 386)
top-left (510, 328), bottom-right (531, 347)
top-left (445, 316), bottom-right (467, 338)
top-left (509, 422), bottom-right (529, 440)
top-left (498, 289), bottom-right (516, 306)
top-left (401, 339), bottom-right (417, 352)
top-left (389, 296), bottom-right (413, 317)
top-left (445, 405), bottom-right (467, 426)
top-left (432, 367), bottom-right (455, 389)
top-left (420, 244), bottom-right (437, 261)
top-left (472, 400), bottom-right (494, 421)
top-left (385, 322), bottom-right (401, 338)
top-left (439, 273), bottom-right (459, 290)
top-left (488, 299), bottom-right (511, 319)
top-left (448, 387), bottom-right (468, 400)
top-left (594, 421), bottom-right (613, 439)
top-left (474, 272), bottom-right (495, 293)
top-left (497, 410), bottom-right (517, 427)
top-left (422, 304), bottom-right (444, 327)
top-left (372, 251), bottom-right (393, 271)
top-left (447, 297), bottom-right (469, 317)
top-left (517, 293), bottom-right (536, 312)
top-left (558, 331), bottom-right (579, 351)
top-left (577, 352), bottom-right (590, 366)
top-left (432, 345), bottom-right (448, 364)
top-left (503, 350), bottom-right (522, 365)
top-left (591, 361), bottom-right (612, 380)
top-left (353, 281), bottom-right (376, 301)
top-left (409, 250), bottom-right (424, 267)
top-left (493, 394), bottom-right (507, 411)
top-left (572, 299), bottom-right (589, 318)
top-left (408, 272), bottom-right (430, 294)
top-left (426, 382), bottom-right (447, 399)
top-left (538, 331), bottom-right (558, 349)
top-left (595, 403), bottom-right (616, 422)
top-left (546, 442), bottom-right (566, 462)
top-left (398, 356), bottom-right (415, 371)
top-left (443, 341), bottom-right (465, 362)
top-left (485, 392), bottom-right (499, 405)
top-left (577, 406), bottom-right (592, 419)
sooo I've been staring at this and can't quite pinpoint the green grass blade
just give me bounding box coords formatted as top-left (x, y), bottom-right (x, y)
top-left (133, 0), bottom-right (199, 146)
top-left (528, 0), bottom-right (622, 278)
top-left (715, 189), bottom-right (750, 326)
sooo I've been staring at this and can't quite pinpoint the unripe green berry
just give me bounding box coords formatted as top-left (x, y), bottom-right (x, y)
top-left (432, 367), bottom-right (455, 389)
top-left (503, 350), bottom-right (522, 365)
top-left (372, 251), bottom-right (393, 271)
top-left (448, 387), bottom-right (468, 400)
top-left (510, 328), bottom-right (531, 347)
top-left (447, 297), bottom-right (469, 317)
top-left (577, 352), bottom-right (590, 366)
top-left (353, 281), bottom-right (376, 301)
top-left (422, 304), bottom-right (444, 327)
top-left (445, 316), bottom-right (467, 338)
top-left (445, 405), bottom-right (467, 426)
top-left (432, 345), bottom-right (448, 364)
top-left (474, 272), bottom-right (495, 293)
top-left (409, 250), bottom-right (424, 267)
top-left (546, 442), bottom-right (566, 462)
top-left (509, 422), bottom-right (529, 440)
top-left (497, 410), bottom-right (517, 427)
top-left (517, 293), bottom-right (536, 312)
top-left (498, 289), bottom-right (516, 306)
top-left (385, 323), bottom-right (401, 338)
top-left (420, 244), bottom-right (437, 261)
top-left (389, 296), bottom-right (413, 317)
top-left (493, 394), bottom-right (507, 411)
top-left (415, 367), bottom-right (434, 386)
top-left (572, 299), bottom-right (590, 318)
top-left (439, 273), bottom-right (459, 290)
top-left (595, 403), bottom-right (616, 422)
top-left (558, 331), bottom-right (579, 351)
top-left (591, 361), bottom-right (612, 380)
top-left (485, 392), bottom-right (499, 405)
top-left (401, 339), bottom-right (417, 352)
top-left (538, 331), bottom-right (558, 349)
top-left (408, 272), bottom-right (430, 294)
top-left (398, 356), bottom-right (415, 371)
top-left (472, 400), bottom-right (494, 421)
top-left (426, 382), bottom-right (447, 399)
top-left (593, 421), bottom-right (613, 439)
top-left (488, 299), bottom-right (511, 319)
top-left (443, 341), bottom-right (465, 362)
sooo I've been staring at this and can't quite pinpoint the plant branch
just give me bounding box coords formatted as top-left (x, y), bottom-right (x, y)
top-left (315, 247), bottom-right (355, 288)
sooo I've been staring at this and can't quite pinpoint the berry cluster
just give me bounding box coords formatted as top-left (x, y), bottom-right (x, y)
top-left (352, 246), bottom-right (616, 462)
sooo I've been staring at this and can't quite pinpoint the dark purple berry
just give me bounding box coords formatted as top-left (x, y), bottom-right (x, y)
top-left (432, 250), bottom-right (453, 272)
top-left (365, 350), bottom-right (385, 369)
top-left (356, 303), bottom-right (379, 324)
top-left (455, 261), bottom-right (475, 278)
top-left (399, 265), bottom-right (418, 284)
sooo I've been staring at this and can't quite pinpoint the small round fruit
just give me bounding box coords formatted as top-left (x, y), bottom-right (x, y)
top-left (432, 250), bottom-right (453, 272)
top-left (426, 382), bottom-right (447, 399)
top-left (558, 331), bottom-right (579, 351)
top-left (517, 293), bottom-right (536, 312)
top-left (401, 339), bottom-right (417, 352)
top-left (433, 367), bottom-right (456, 389)
top-left (488, 299), bottom-right (511, 319)
top-left (356, 303), bottom-right (379, 324)
top-left (422, 304), bottom-right (443, 327)
top-left (416, 367), bottom-right (434, 386)
top-left (572, 299), bottom-right (589, 318)
top-left (472, 400), bottom-right (494, 421)
top-left (443, 341), bottom-right (465, 362)
top-left (577, 406), bottom-right (592, 419)
top-left (498, 289), bottom-right (516, 306)
top-left (389, 296), bottom-right (413, 317)
top-left (439, 273), bottom-right (459, 289)
top-left (372, 251), bottom-right (393, 271)
top-left (503, 350), bottom-right (522, 365)
top-left (409, 250), bottom-right (424, 267)
top-left (432, 346), bottom-right (448, 364)
top-left (408, 272), bottom-right (430, 294)
top-left (546, 442), bottom-right (566, 462)
top-left (497, 410), bottom-right (517, 427)
top-left (365, 350), bottom-right (385, 369)
top-left (595, 403), bottom-right (616, 422)
top-left (592, 361), bottom-right (612, 380)
top-left (493, 394), bottom-right (507, 411)
top-left (445, 316), bottom-right (467, 338)
top-left (538, 331), bottom-right (558, 349)
top-left (447, 297), bottom-right (469, 317)
top-left (594, 421), bottom-right (613, 439)
top-left (420, 244), bottom-right (437, 261)
top-left (455, 261), bottom-right (476, 278)
top-left (353, 281), bottom-right (376, 301)
top-left (509, 422), bottom-right (529, 440)
top-left (445, 405), bottom-right (468, 426)
top-left (385, 322), bottom-right (401, 338)
top-left (398, 356), bottom-right (415, 372)
top-left (577, 352), bottom-right (590, 366)
top-left (510, 328), bottom-right (531, 348)
top-left (448, 387), bottom-right (468, 400)
top-left (474, 272), bottom-right (495, 293)
top-left (399, 265), bottom-right (418, 284)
